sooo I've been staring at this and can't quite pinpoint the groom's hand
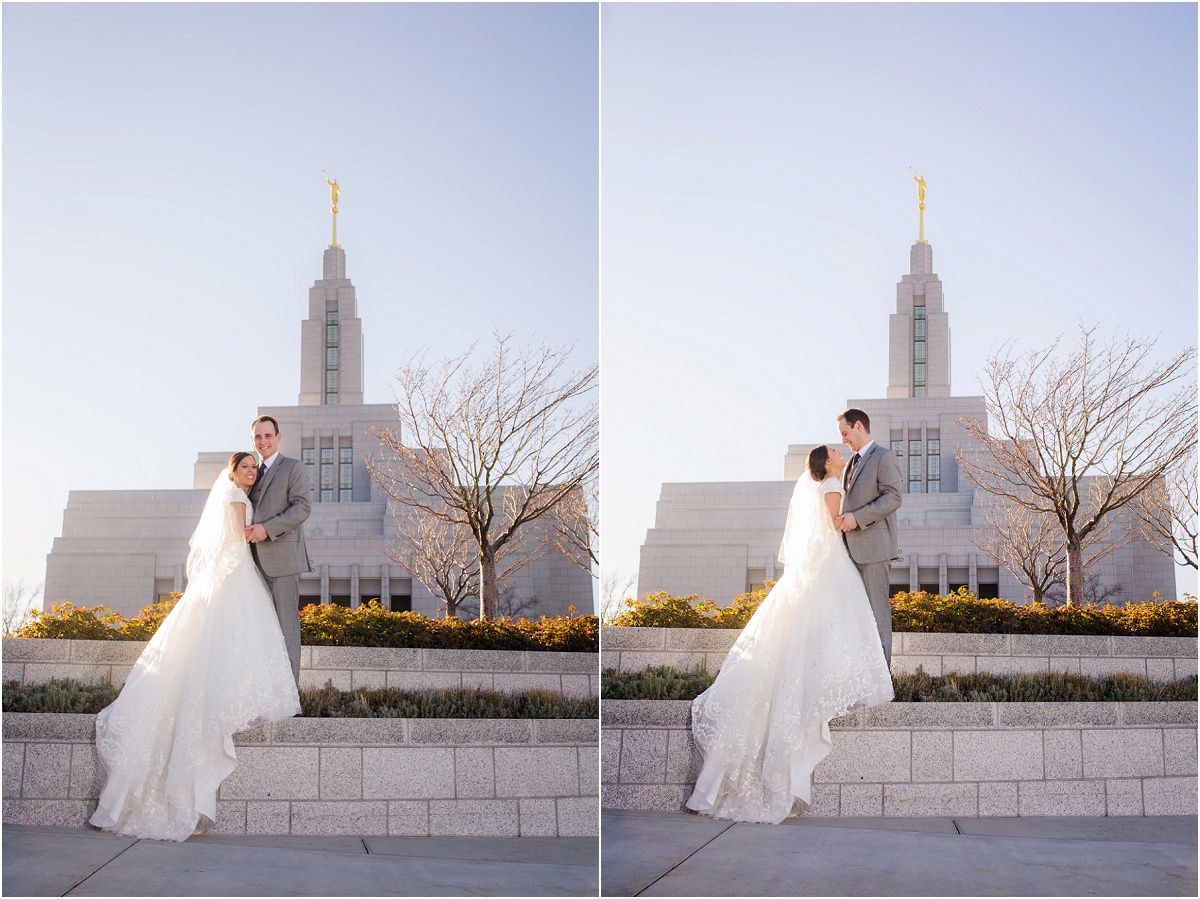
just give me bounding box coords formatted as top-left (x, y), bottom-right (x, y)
top-left (836, 513), bottom-right (858, 532)
top-left (246, 524), bottom-right (268, 543)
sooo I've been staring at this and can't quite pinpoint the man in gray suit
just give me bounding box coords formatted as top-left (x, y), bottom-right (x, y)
top-left (835, 409), bottom-right (903, 665)
top-left (245, 415), bottom-right (312, 685)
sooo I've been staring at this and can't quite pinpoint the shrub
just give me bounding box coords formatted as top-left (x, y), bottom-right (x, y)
top-left (601, 664), bottom-right (713, 700)
top-left (608, 588), bottom-right (769, 629)
top-left (2, 678), bottom-right (120, 714)
top-left (1, 677), bottom-right (597, 719)
top-left (599, 665), bottom-right (1199, 703)
top-left (608, 588), bottom-right (1197, 637)
top-left (299, 601), bottom-right (598, 652)
top-left (300, 683), bottom-right (597, 719)
top-left (11, 599), bottom-right (598, 652)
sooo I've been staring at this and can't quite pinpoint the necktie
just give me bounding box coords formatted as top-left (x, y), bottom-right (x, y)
top-left (258, 462), bottom-right (267, 484)
top-left (845, 452), bottom-right (860, 487)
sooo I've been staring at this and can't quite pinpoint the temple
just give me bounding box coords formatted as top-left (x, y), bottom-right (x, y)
top-left (636, 209), bottom-right (1175, 605)
top-left (44, 227), bottom-right (591, 619)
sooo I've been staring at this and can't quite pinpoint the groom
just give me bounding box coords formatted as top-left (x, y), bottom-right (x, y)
top-left (245, 415), bottom-right (312, 685)
top-left (835, 409), bottom-right (902, 665)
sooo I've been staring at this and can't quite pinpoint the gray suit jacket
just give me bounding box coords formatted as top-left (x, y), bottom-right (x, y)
top-left (842, 442), bottom-right (903, 565)
top-left (249, 455), bottom-right (312, 578)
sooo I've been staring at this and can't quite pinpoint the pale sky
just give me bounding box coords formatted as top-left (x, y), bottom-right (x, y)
top-left (3, 3), bottom-right (599, 587)
top-left (600, 2), bottom-right (1198, 600)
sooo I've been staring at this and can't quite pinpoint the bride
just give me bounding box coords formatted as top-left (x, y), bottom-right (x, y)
top-left (686, 444), bottom-right (894, 824)
top-left (89, 452), bottom-right (301, 841)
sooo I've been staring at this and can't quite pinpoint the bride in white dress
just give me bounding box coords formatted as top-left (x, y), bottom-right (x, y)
top-left (686, 444), bottom-right (894, 824)
top-left (89, 452), bottom-right (301, 841)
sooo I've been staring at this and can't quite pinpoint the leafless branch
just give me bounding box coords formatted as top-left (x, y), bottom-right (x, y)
top-left (1130, 448), bottom-right (1199, 570)
top-left (956, 324), bottom-right (1196, 605)
top-left (366, 332), bottom-right (598, 619)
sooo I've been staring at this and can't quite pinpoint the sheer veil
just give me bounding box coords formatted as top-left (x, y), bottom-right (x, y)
top-left (776, 473), bottom-right (840, 605)
top-left (186, 473), bottom-right (251, 589)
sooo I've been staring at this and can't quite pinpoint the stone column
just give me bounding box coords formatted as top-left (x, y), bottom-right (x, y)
top-left (350, 564), bottom-right (360, 609)
top-left (381, 565), bottom-right (391, 611)
top-left (320, 564), bottom-right (330, 605)
top-left (938, 553), bottom-right (949, 595)
top-left (969, 554), bottom-right (978, 595)
top-left (909, 555), bottom-right (919, 592)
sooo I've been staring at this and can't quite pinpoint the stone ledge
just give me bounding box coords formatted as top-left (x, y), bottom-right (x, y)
top-left (2, 639), bottom-right (599, 698)
top-left (601, 700), bottom-right (1195, 818)
top-left (3, 713), bottom-right (598, 837)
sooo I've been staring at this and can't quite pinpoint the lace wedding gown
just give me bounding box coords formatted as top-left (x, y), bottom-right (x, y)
top-left (686, 474), bottom-right (894, 824)
top-left (89, 476), bottom-right (301, 841)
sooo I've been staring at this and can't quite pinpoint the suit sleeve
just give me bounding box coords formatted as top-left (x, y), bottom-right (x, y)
top-left (263, 461), bottom-right (312, 540)
top-left (848, 449), bottom-right (903, 529)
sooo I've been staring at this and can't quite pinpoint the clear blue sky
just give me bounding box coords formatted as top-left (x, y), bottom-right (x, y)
top-left (3, 3), bottom-right (598, 587)
top-left (601, 2), bottom-right (1198, 599)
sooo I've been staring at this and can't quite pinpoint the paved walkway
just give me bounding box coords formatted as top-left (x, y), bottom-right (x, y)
top-left (601, 809), bottom-right (1197, 896)
top-left (2, 825), bottom-right (598, 897)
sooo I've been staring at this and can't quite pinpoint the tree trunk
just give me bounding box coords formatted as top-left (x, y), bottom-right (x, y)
top-left (1065, 540), bottom-right (1085, 608)
top-left (479, 552), bottom-right (499, 621)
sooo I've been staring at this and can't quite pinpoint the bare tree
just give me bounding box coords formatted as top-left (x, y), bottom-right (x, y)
top-left (389, 502), bottom-right (548, 619)
top-left (539, 476), bottom-right (597, 575)
top-left (3, 579), bottom-right (43, 636)
top-left (1044, 571), bottom-right (1127, 607)
top-left (957, 324), bottom-right (1196, 606)
top-left (367, 333), bottom-right (598, 620)
top-left (1131, 448), bottom-right (1198, 570)
top-left (974, 498), bottom-right (1066, 603)
top-left (600, 569), bottom-right (638, 622)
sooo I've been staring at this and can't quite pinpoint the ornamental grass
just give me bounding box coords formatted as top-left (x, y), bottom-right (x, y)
top-left (608, 588), bottom-right (1197, 637)
top-left (2, 678), bottom-right (597, 719)
top-left (12, 600), bottom-right (598, 653)
top-left (601, 665), bottom-right (1198, 703)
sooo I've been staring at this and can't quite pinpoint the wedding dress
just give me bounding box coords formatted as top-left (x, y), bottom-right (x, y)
top-left (686, 474), bottom-right (894, 824)
top-left (89, 474), bottom-right (301, 841)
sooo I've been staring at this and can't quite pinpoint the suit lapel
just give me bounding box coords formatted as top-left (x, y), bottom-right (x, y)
top-left (846, 444), bottom-right (877, 494)
top-left (256, 457), bottom-right (282, 500)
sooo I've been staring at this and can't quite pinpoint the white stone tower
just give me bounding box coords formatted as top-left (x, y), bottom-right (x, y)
top-left (298, 246), bottom-right (365, 406)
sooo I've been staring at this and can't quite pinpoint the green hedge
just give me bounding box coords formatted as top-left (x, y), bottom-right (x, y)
top-left (608, 588), bottom-right (1197, 637)
top-left (601, 665), bottom-right (1199, 703)
top-left (12, 600), bottom-right (598, 653)
top-left (2, 677), bottom-right (598, 719)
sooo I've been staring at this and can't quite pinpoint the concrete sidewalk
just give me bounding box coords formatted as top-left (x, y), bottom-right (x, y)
top-left (2, 825), bottom-right (598, 897)
top-left (601, 809), bottom-right (1197, 896)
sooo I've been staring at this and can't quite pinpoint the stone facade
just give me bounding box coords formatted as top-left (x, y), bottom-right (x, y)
top-left (44, 243), bottom-right (592, 619)
top-left (637, 237), bottom-right (1176, 604)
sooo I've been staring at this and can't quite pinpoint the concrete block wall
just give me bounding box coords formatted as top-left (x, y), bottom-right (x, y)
top-left (2, 639), bottom-right (599, 698)
top-left (600, 628), bottom-right (1197, 682)
top-left (601, 700), bottom-right (1196, 819)
top-left (3, 714), bottom-right (598, 837)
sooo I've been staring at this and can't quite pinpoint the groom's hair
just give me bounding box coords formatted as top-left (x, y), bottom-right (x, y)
top-left (251, 415), bottom-right (280, 435)
top-left (838, 409), bottom-right (870, 433)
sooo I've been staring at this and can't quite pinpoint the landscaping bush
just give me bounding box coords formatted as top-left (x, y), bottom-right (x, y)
top-left (601, 664), bottom-right (1198, 703)
top-left (2, 678), bottom-right (120, 714)
top-left (608, 588), bottom-right (1197, 637)
top-left (608, 589), bottom-right (769, 629)
top-left (2, 678), bottom-right (598, 719)
top-left (300, 683), bottom-right (597, 719)
top-left (11, 600), bottom-right (598, 652)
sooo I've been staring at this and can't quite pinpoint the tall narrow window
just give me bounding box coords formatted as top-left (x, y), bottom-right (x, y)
top-left (339, 447), bottom-right (353, 503)
top-left (302, 448), bottom-right (316, 502)
top-left (913, 305), bottom-right (926, 397)
top-left (927, 438), bottom-right (941, 493)
top-left (325, 311), bottom-right (339, 405)
top-left (320, 448), bottom-right (334, 503)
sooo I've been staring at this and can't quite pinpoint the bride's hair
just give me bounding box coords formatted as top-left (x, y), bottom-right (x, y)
top-left (228, 451), bottom-right (255, 480)
top-left (807, 445), bottom-right (830, 482)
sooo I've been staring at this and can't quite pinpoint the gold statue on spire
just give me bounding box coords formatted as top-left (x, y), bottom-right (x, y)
top-left (323, 171), bottom-right (340, 248)
top-left (909, 168), bottom-right (928, 244)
